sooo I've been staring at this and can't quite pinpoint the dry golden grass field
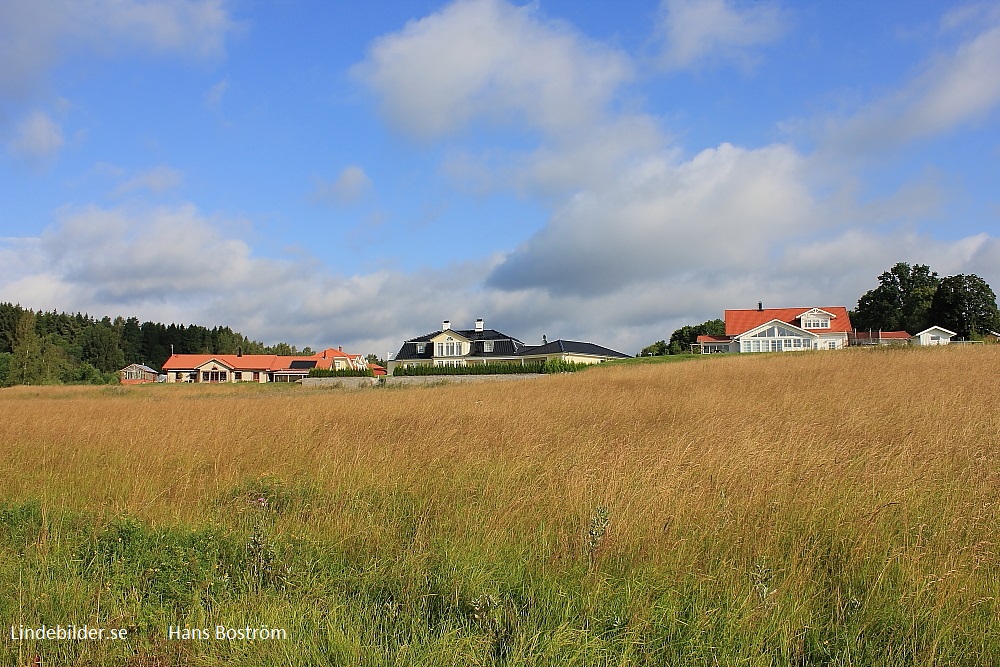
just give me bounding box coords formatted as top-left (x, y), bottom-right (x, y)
top-left (1, 345), bottom-right (999, 665)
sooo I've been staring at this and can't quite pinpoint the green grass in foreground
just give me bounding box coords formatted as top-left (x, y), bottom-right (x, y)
top-left (3, 480), bottom-right (996, 667)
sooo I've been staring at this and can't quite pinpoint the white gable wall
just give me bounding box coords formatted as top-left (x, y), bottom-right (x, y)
top-left (736, 320), bottom-right (818, 353)
top-left (912, 327), bottom-right (955, 346)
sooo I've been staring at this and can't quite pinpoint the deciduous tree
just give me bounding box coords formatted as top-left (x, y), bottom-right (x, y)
top-left (852, 262), bottom-right (939, 334)
top-left (10, 312), bottom-right (66, 385)
top-left (668, 319), bottom-right (725, 354)
top-left (928, 274), bottom-right (1000, 339)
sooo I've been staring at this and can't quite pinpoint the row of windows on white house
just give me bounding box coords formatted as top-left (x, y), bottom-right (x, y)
top-left (739, 338), bottom-right (838, 352)
top-left (415, 340), bottom-right (495, 356)
top-left (172, 371), bottom-right (263, 382)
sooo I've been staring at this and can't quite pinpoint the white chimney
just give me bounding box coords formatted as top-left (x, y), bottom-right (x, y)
top-left (475, 318), bottom-right (484, 332)
top-left (442, 320), bottom-right (451, 330)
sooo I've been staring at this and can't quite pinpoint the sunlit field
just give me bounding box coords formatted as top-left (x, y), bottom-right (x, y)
top-left (2, 345), bottom-right (998, 665)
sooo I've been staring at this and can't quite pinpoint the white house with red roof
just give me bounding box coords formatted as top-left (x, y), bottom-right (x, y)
top-left (695, 305), bottom-right (852, 354)
top-left (161, 347), bottom-right (367, 383)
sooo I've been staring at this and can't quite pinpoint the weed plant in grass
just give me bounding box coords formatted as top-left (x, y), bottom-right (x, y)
top-left (1, 345), bottom-right (999, 665)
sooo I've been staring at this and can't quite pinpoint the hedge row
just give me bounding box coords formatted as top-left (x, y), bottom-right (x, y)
top-left (391, 358), bottom-right (589, 376)
top-left (307, 368), bottom-right (374, 378)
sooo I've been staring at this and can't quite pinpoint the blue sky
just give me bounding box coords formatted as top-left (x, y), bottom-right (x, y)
top-left (2, 0), bottom-right (999, 357)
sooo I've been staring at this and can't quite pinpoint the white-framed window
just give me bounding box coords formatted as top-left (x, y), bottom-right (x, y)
top-left (439, 337), bottom-right (463, 356)
top-left (827, 341), bottom-right (837, 350)
top-left (484, 341), bottom-right (494, 353)
top-left (416, 343), bottom-right (426, 354)
top-left (802, 318), bottom-right (830, 329)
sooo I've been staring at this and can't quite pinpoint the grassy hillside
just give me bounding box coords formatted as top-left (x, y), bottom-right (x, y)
top-left (2, 346), bottom-right (998, 665)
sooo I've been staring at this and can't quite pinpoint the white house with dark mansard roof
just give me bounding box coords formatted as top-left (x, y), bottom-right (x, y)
top-left (386, 319), bottom-right (630, 373)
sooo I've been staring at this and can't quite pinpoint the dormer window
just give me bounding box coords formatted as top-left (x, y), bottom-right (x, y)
top-left (802, 317), bottom-right (830, 329)
top-left (416, 343), bottom-right (426, 354)
top-left (484, 340), bottom-right (494, 353)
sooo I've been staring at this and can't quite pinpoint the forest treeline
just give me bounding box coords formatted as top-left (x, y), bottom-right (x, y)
top-left (0, 303), bottom-right (310, 387)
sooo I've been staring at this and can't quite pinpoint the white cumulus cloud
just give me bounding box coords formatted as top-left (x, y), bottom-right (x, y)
top-left (818, 7), bottom-right (1000, 158)
top-left (313, 165), bottom-right (374, 205)
top-left (114, 165), bottom-right (185, 196)
top-left (0, 0), bottom-right (236, 99)
top-left (487, 142), bottom-right (815, 295)
top-left (7, 110), bottom-right (63, 162)
top-left (352, 0), bottom-right (632, 140)
top-left (205, 78), bottom-right (229, 110)
top-left (656, 0), bottom-right (788, 71)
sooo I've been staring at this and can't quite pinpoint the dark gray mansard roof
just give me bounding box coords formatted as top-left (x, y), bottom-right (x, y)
top-left (516, 340), bottom-right (631, 358)
top-left (392, 329), bottom-right (630, 361)
top-left (392, 328), bottom-right (526, 360)
top-left (406, 328), bottom-right (520, 343)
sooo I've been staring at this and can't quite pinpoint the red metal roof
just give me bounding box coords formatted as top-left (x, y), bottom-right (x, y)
top-left (696, 335), bottom-right (732, 343)
top-left (161, 354), bottom-right (274, 371)
top-left (724, 307), bottom-right (853, 335)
